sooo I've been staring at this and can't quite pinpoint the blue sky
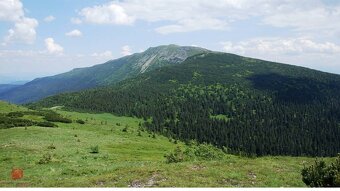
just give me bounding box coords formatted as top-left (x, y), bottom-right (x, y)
top-left (1, 0), bottom-right (340, 83)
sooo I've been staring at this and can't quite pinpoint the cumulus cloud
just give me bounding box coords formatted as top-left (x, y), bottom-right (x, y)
top-left (262, 5), bottom-right (340, 36)
top-left (0, 0), bottom-right (24, 21)
top-left (4, 17), bottom-right (38, 44)
top-left (76, 0), bottom-right (243, 32)
top-left (121, 45), bottom-right (132, 56)
top-left (44, 15), bottom-right (55, 22)
top-left (65, 29), bottom-right (82, 37)
top-left (45, 38), bottom-right (64, 55)
top-left (79, 2), bottom-right (134, 25)
top-left (222, 38), bottom-right (340, 55)
top-left (0, 0), bottom-right (38, 44)
top-left (221, 37), bottom-right (340, 72)
top-left (75, 0), bottom-right (340, 36)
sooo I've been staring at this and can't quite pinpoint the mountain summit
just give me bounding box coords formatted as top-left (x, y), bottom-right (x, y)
top-left (0, 45), bottom-right (208, 104)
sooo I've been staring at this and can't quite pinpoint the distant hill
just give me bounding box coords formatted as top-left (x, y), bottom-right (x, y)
top-left (33, 52), bottom-right (340, 157)
top-left (0, 45), bottom-right (208, 104)
top-left (0, 84), bottom-right (21, 95)
top-left (8, 81), bottom-right (29, 85)
top-left (0, 80), bottom-right (28, 95)
top-left (0, 75), bottom-right (30, 84)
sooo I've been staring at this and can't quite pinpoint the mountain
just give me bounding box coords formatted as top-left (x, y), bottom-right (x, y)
top-left (0, 75), bottom-right (30, 84)
top-left (0, 84), bottom-right (21, 95)
top-left (32, 52), bottom-right (340, 157)
top-left (8, 80), bottom-right (29, 85)
top-left (0, 81), bottom-right (28, 95)
top-left (0, 45), bottom-right (208, 104)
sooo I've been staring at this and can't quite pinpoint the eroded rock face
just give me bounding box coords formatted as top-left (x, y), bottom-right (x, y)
top-left (133, 45), bottom-right (209, 74)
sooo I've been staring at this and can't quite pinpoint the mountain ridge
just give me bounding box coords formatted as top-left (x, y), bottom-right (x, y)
top-left (32, 51), bottom-right (340, 157)
top-left (0, 45), bottom-right (208, 104)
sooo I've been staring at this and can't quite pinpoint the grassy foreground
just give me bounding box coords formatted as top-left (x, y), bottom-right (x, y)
top-left (0, 102), bottom-right (329, 187)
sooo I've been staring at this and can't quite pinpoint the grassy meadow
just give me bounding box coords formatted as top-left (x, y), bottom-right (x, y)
top-left (0, 101), bottom-right (329, 187)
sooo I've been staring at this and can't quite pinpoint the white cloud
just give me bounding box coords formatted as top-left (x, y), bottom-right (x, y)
top-left (0, 0), bottom-right (24, 21)
top-left (155, 17), bottom-right (227, 34)
top-left (79, 2), bottom-right (134, 25)
top-left (222, 38), bottom-right (340, 55)
top-left (76, 0), bottom-right (340, 36)
top-left (4, 17), bottom-right (38, 44)
top-left (91, 51), bottom-right (113, 59)
top-left (45, 38), bottom-right (63, 55)
top-left (65, 29), bottom-right (82, 37)
top-left (44, 15), bottom-right (55, 22)
top-left (0, 0), bottom-right (38, 44)
top-left (70, 17), bottom-right (82, 24)
top-left (121, 45), bottom-right (132, 56)
top-left (77, 0), bottom-right (236, 33)
top-left (221, 37), bottom-right (340, 72)
top-left (262, 5), bottom-right (340, 36)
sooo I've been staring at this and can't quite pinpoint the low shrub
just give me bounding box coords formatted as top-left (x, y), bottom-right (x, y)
top-left (36, 121), bottom-right (57, 128)
top-left (184, 142), bottom-right (224, 161)
top-left (164, 142), bottom-right (225, 163)
top-left (0, 116), bottom-right (34, 129)
top-left (6, 112), bottom-right (24, 118)
top-left (301, 154), bottom-right (340, 187)
top-left (44, 112), bottom-right (72, 123)
top-left (37, 153), bottom-right (52, 164)
top-left (164, 146), bottom-right (184, 163)
top-left (76, 119), bottom-right (85, 124)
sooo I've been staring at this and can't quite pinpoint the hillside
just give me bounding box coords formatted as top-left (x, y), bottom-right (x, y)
top-left (0, 45), bottom-right (208, 104)
top-left (33, 52), bottom-right (340, 157)
top-left (0, 101), bottom-right (28, 114)
top-left (0, 84), bottom-right (21, 95)
top-left (0, 101), bottom-right (328, 187)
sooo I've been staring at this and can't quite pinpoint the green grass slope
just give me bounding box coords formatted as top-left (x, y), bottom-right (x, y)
top-left (0, 45), bottom-right (208, 104)
top-left (0, 101), bottom-right (28, 113)
top-left (0, 105), bottom-right (328, 187)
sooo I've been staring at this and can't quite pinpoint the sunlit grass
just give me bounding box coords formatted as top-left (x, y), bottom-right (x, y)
top-left (0, 104), bottom-right (331, 187)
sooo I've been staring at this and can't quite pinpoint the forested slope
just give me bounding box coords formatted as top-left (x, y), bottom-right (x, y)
top-left (32, 52), bottom-right (340, 157)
